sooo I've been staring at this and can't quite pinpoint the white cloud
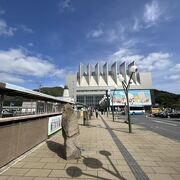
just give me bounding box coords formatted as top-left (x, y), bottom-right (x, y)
top-left (122, 39), bottom-right (139, 48)
top-left (87, 29), bottom-right (103, 38)
top-left (143, 0), bottom-right (171, 28)
top-left (28, 42), bottom-right (34, 47)
top-left (19, 24), bottom-right (34, 34)
top-left (165, 63), bottom-right (180, 83)
top-left (132, 17), bottom-right (141, 31)
top-left (0, 72), bottom-right (25, 84)
top-left (173, 63), bottom-right (180, 71)
top-left (110, 48), bottom-right (171, 71)
top-left (0, 48), bottom-right (66, 83)
top-left (168, 75), bottom-right (180, 81)
top-left (144, 0), bottom-right (161, 24)
top-left (105, 29), bottom-right (120, 43)
top-left (0, 19), bottom-right (17, 36)
top-left (104, 23), bottom-right (127, 43)
top-left (0, 19), bottom-right (34, 36)
top-left (59, 0), bottom-right (74, 13)
top-left (111, 48), bottom-right (131, 60)
top-left (97, 48), bottom-right (179, 92)
top-left (139, 52), bottom-right (171, 71)
top-left (87, 27), bottom-right (123, 43)
top-left (86, 21), bottom-right (127, 43)
top-left (53, 69), bottom-right (66, 77)
top-left (131, 0), bottom-right (171, 32)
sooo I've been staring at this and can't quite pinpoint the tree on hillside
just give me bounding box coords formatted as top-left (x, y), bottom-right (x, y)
top-left (34, 87), bottom-right (64, 97)
top-left (153, 89), bottom-right (180, 108)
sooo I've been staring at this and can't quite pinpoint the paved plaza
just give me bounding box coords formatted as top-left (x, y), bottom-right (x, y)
top-left (0, 114), bottom-right (180, 180)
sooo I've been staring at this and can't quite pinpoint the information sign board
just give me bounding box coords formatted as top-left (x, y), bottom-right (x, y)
top-left (110, 90), bottom-right (152, 106)
top-left (48, 115), bottom-right (62, 135)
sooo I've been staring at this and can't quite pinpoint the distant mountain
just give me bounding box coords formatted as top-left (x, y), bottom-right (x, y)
top-left (4, 87), bottom-right (179, 109)
top-left (34, 86), bottom-right (64, 97)
top-left (35, 87), bottom-right (180, 108)
top-left (153, 89), bottom-right (180, 108)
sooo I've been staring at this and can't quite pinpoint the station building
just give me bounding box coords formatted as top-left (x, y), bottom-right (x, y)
top-left (66, 61), bottom-right (153, 109)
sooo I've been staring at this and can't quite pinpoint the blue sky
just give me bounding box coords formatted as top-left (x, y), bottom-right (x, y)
top-left (0, 0), bottom-right (179, 93)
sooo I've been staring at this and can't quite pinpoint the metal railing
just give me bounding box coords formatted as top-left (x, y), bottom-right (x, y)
top-left (1, 101), bottom-right (63, 118)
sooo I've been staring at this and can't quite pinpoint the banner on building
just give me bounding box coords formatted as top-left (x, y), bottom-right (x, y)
top-left (110, 90), bottom-right (152, 106)
top-left (48, 115), bottom-right (62, 136)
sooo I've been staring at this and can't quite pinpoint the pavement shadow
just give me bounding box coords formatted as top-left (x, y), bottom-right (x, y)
top-left (86, 124), bottom-right (129, 134)
top-left (66, 150), bottom-right (126, 180)
top-left (46, 140), bottom-right (65, 159)
top-left (99, 150), bottom-right (126, 180)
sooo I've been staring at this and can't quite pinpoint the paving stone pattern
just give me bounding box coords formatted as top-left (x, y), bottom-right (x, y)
top-left (0, 113), bottom-right (180, 180)
top-left (101, 116), bottom-right (149, 180)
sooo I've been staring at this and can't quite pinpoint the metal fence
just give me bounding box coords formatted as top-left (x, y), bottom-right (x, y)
top-left (1, 101), bottom-right (63, 118)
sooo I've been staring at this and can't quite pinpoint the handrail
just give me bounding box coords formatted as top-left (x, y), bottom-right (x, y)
top-left (0, 112), bottom-right (62, 124)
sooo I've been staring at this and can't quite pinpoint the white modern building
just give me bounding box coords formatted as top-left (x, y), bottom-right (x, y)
top-left (66, 61), bottom-right (153, 108)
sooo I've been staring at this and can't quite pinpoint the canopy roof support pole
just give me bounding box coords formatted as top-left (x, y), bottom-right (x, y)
top-left (0, 94), bottom-right (4, 118)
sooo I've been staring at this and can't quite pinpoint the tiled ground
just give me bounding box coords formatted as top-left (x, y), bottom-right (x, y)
top-left (0, 114), bottom-right (180, 180)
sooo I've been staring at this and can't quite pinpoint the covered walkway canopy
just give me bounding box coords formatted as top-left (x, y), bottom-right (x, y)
top-left (0, 81), bottom-right (74, 117)
top-left (0, 82), bottom-right (74, 103)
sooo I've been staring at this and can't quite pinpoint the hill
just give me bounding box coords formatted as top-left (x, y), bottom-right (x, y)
top-left (35, 87), bottom-right (180, 108)
top-left (153, 89), bottom-right (180, 108)
top-left (3, 87), bottom-right (179, 109)
top-left (34, 86), bottom-right (64, 97)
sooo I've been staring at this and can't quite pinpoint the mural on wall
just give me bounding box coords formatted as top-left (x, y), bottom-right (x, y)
top-left (110, 90), bottom-right (152, 106)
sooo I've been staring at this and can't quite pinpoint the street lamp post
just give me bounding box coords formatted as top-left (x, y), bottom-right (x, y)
top-left (103, 95), bottom-right (106, 115)
top-left (117, 65), bottom-right (138, 133)
top-left (99, 95), bottom-right (108, 115)
top-left (106, 90), bottom-right (110, 117)
top-left (111, 88), bottom-right (116, 122)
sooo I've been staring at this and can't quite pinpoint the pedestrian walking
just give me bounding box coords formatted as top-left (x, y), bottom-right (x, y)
top-left (95, 109), bottom-right (98, 118)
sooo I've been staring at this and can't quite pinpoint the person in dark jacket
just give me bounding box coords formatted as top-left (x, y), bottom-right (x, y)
top-left (95, 109), bottom-right (98, 118)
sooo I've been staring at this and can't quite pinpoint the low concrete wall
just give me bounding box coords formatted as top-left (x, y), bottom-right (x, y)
top-left (0, 113), bottom-right (61, 168)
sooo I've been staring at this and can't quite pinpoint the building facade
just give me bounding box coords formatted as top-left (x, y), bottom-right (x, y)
top-left (66, 61), bottom-right (153, 108)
